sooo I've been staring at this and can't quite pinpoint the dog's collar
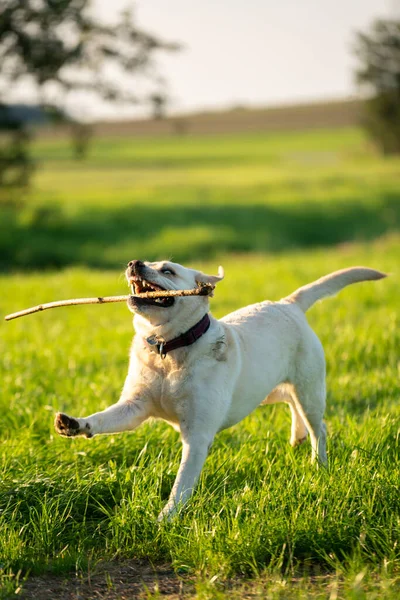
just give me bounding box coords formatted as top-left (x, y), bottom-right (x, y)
top-left (146, 313), bottom-right (211, 359)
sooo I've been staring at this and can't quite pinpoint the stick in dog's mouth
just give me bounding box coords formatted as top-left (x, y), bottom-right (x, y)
top-left (129, 277), bottom-right (214, 298)
top-left (129, 275), bottom-right (165, 295)
top-left (4, 283), bottom-right (214, 321)
top-left (128, 275), bottom-right (177, 308)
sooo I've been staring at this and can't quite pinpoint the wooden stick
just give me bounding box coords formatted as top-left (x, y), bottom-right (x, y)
top-left (4, 284), bottom-right (214, 322)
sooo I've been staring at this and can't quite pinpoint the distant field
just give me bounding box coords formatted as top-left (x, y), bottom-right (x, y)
top-left (40, 98), bottom-right (363, 137)
top-left (1, 126), bottom-right (399, 271)
top-left (0, 125), bottom-right (399, 599)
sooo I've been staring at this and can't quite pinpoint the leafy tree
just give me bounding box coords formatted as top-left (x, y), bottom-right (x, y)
top-left (0, 104), bottom-right (33, 188)
top-left (354, 19), bottom-right (400, 154)
top-left (0, 0), bottom-right (179, 175)
top-left (0, 0), bottom-right (179, 110)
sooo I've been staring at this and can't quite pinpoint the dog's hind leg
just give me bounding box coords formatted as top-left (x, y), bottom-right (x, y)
top-left (288, 401), bottom-right (308, 447)
top-left (262, 385), bottom-right (308, 448)
top-left (290, 379), bottom-right (327, 465)
top-left (288, 331), bottom-right (328, 465)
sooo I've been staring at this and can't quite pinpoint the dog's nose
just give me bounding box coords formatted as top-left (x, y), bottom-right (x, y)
top-left (127, 260), bottom-right (145, 275)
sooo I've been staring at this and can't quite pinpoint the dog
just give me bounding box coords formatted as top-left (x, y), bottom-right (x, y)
top-left (55, 260), bottom-right (386, 519)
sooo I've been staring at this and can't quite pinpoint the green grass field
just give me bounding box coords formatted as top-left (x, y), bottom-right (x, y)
top-left (1, 127), bottom-right (399, 271)
top-left (0, 127), bottom-right (399, 598)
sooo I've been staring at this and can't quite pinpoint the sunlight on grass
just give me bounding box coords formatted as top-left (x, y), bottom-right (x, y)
top-left (0, 126), bottom-right (399, 597)
top-left (1, 236), bottom-right (399, 598)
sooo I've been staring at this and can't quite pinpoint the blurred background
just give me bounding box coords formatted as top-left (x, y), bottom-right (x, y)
top-left (0, 0), bottom-right (399, 271)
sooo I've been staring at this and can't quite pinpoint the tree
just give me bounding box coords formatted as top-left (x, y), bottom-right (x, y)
top-left (149, 91), bottom-right (168, 120)
top-left (0, 0), bottom-right (179, 170)
top-left (0, 104), bottom-right (33, 188)
top-left (354, 19), bottom-right (400, 154)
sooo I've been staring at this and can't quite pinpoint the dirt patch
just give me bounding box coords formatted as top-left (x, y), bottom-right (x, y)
top-left (20, 560), bottom-right (194, 600)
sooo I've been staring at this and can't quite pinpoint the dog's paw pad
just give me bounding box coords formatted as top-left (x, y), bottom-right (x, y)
top-left (54, 412), bottom-right (81, 437)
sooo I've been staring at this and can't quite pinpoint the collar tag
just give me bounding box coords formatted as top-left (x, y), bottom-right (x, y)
top-left (146, 334), bottom-right (167, 359)
top-left (146, 334), bottom-right (161, 346)
top-left (145, 314), bottom-right (210, 358)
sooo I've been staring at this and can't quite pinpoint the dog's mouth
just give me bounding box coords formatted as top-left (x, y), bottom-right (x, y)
top-left (129, 275), bottom-right (175, 308)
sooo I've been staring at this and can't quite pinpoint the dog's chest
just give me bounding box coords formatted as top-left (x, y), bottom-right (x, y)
top-left (151, 367), bottom-right (191, 424)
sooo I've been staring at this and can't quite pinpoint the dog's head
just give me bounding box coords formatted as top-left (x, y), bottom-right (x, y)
top-left (125, 260), bottom-right (224, 332)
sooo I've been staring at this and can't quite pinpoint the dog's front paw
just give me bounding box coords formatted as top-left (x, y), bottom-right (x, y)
top-left (54, 412), bottom-right (92, 438)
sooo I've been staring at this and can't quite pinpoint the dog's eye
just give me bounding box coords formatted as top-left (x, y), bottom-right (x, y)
top-left (161, 268), bottom-right (175, 276)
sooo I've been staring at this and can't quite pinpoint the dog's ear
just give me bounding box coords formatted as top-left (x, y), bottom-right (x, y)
top-left (196, 266), bottom-right (224, 295)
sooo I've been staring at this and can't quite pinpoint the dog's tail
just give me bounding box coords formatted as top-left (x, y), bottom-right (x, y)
top-left (285, 267), bottom-right (387, 313)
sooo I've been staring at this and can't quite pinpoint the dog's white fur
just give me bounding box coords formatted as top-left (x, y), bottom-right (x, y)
top-left (55, 262), bottom-right (385, 520)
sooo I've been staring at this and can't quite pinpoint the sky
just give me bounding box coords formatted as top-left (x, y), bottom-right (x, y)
top-left (7, 0), bottom-right (399, 120)
top-left (89, 0), bottom-right (397, 119)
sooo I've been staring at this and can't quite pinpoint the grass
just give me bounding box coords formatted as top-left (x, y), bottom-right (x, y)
top-left (1, 240), bottom-right (399, 598)
top-left (0, 125), bottom-right (399, 598)
top-left (1, 128), bottom-right (399, 270)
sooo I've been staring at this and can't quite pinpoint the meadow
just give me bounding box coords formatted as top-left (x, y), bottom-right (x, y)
top-left (0, 125), bottom-right (399, 598)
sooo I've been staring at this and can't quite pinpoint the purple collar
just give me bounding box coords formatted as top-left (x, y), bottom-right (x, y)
top-left (146, 313), bottom-right (211, 359)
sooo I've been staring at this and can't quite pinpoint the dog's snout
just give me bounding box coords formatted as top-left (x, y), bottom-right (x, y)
top-left (127, 260), bottom-right (145, 275)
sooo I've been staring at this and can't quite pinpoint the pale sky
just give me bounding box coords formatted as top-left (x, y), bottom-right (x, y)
top-left (7, 0), bottom-right (399, 120)
top-left (90, 0), bottom-right (397, 119)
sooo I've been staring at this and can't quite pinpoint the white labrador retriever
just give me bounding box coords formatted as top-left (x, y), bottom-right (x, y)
top-left (55, 260), bottom-right (385, 519)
